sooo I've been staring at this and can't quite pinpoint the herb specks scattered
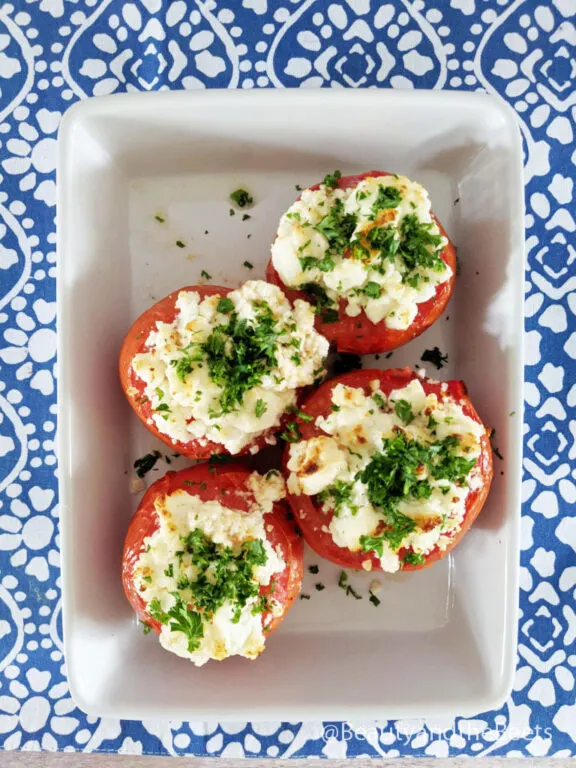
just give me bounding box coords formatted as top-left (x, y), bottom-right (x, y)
top-left (421, 347), bottom-right (449, 370)
top-left (133, 450), bottom-right (162, 478)
top-left (230, 188), bottom-right (254, 208)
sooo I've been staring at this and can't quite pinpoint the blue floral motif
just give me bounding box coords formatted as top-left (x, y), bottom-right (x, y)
top-left (0, 0), bottom-right (575, 758)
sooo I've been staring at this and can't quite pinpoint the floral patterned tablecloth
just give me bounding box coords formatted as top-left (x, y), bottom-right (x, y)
top-left (0, 0), bottom-right (575, 758)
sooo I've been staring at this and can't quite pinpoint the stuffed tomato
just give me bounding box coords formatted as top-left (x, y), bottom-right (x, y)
top-left (283, 367), bottom-right (493, 573)
top-left (267, 171), bottom-right (456, 354)
top-left (119, 280), bottom-right (329, 458)
top-left (122, 463), bottom-right (303, 665)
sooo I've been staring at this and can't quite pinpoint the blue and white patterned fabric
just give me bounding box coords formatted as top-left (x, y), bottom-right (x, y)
top-left (0, 0), bottom-right (575, 758)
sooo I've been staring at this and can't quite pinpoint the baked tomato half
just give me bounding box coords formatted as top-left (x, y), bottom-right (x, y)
top-left (283, 367), bottom-right (493, 573)
top-left (122, 463), bottom-right (303, 665)
top-left (119, 279), bottom-right (329, 459)
top-left (267, 171), bottom-right (456, 354)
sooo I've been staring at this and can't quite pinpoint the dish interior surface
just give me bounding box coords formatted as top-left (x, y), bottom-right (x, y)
top-left (58, 90), bottom-right (523, 720)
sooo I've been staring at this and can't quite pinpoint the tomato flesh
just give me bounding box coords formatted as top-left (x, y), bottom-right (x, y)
top-left (282, 367), bottom-right (493, 571)
top-left (267, 171), bottom-right (456, 354)
top-left (122, 463), bottom-right (304, 637)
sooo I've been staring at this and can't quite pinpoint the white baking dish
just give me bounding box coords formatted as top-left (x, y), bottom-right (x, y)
top-left (57, 89), bottom-right (524, 721)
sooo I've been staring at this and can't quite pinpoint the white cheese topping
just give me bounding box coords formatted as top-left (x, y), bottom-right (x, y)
top-left (134, 471), bottom-right (287, 665)
top-left (131, 280), bottom-right (329, 454)
top-left (287, 378), bottom-right (486, 573)
top-left (271, 174), bottom-right (451, 330)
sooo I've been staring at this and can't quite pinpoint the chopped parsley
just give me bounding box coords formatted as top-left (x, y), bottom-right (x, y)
top-left (372, 392), bottom-right (386, 409)
top-left (300, 593), bottom-right (310, 600)
top-left (357, 432), bottom-right (476, 553)
top-left (287, 406), bottom-right (313, 423)
top-left (322, 170), bottom-right (342, 189)
top-left (242, 214), bottom-right (251, 221)
top-left (301, 283), bottom-right (338, 325)
top-left (317, 480), bottom-right (357, 517)
top-left (314, 199), bottom-right (357, 255)
top-left (320, 308), bottom-right (339, 324)
top-left (403, 551), bottom-right (425, 566)
top-left (148, 596), bottom-right (203, 653)
top-left (216, 297), bottom-right (234, 314)
top-left (396, 214), bottom-right (445, 276)
top-left (314, 583), bottom-right (325, 592)
top-left (209, 454), bottom-right (235, 466)
top-left (255, 399), bottom-right (267, 418)
top-left (421, 346), bottom-right (449, 370)
top-left (176, 240), bottom-right (185, 248)
top-left (394, 399), bottom-right (414, 425)
top-left (280, 420), bottom-right (302, 443)
top-left (133, 450), bottom-right (162, 478)
top-left (200, 270), bottom-right (212, 280)
top-left (371, 185), bottom-right (402, 216)
top-left (337, 570), bottom-right (362, 600)
top-left (154, 403), bottom-right (171, 420)
top-left (229, 208), bottom-right (235, 217)
top-left (150, 529), bottom-right (272, 640)
top-left (363, 281), bottom-right (382, 299)
top-left (299, 253), bottom-right (335, 273)
top-left (308, 564), bottom-right (319, 574)
top-left (243, 261), bottom-right (254, 270)
top-left (369, 593), bottom-right (381, 607)
top-left (230, 188), bottom-right (254, 208)
top-left (141, 621), bottom-right (152, 634)
top-left (154, 214), bottom-right (165, 223)
top-left (173, 301), bottom-right (281, 415)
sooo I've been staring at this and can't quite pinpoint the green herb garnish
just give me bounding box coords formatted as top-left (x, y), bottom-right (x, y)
top-left (369, 593), bottom-right (381, 607)
top-left (402, 551), bottom-right (425, 566)
top-left (134, 450), bottom-right (162, 478)
top-left (173, 301), bottom-right (281, 415)
top-left (372, 392), bottom-right (386, 409)
top-left (216, 297), bottom-right (234, 314)
top-left (230, 188), bottom-right (254, 208)
top-left (280, 420), bottom-right (302, 443)
top-left (363, 281), bottom-right (382, 299)
top-left (322, 170), bottom-right (342, 189)
top-left (371, 185), bottom-right (402, 215)
top-left (394, 399), bottom-right (414, 425)
top-left (317, 480), bottom-right (357, 517)
top-left (357, 432), bottom-right (476, 553)
top-left (421, 347), bottom-right (449, 370)
top-left (255, 399), bottom-right (267, 418)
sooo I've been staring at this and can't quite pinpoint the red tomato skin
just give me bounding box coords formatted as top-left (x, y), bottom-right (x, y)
top-left (266, 171), bottom-right (456, 354)
top-left (119, 286), bottom-right (280, 459)
top-left (282, 367), bottom-right (493, 572)
top-left (122, 463), bottom-right (304, 637)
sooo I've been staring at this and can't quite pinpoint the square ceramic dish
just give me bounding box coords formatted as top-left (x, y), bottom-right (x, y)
top-left (57, 89), bottom-right (524, 721)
